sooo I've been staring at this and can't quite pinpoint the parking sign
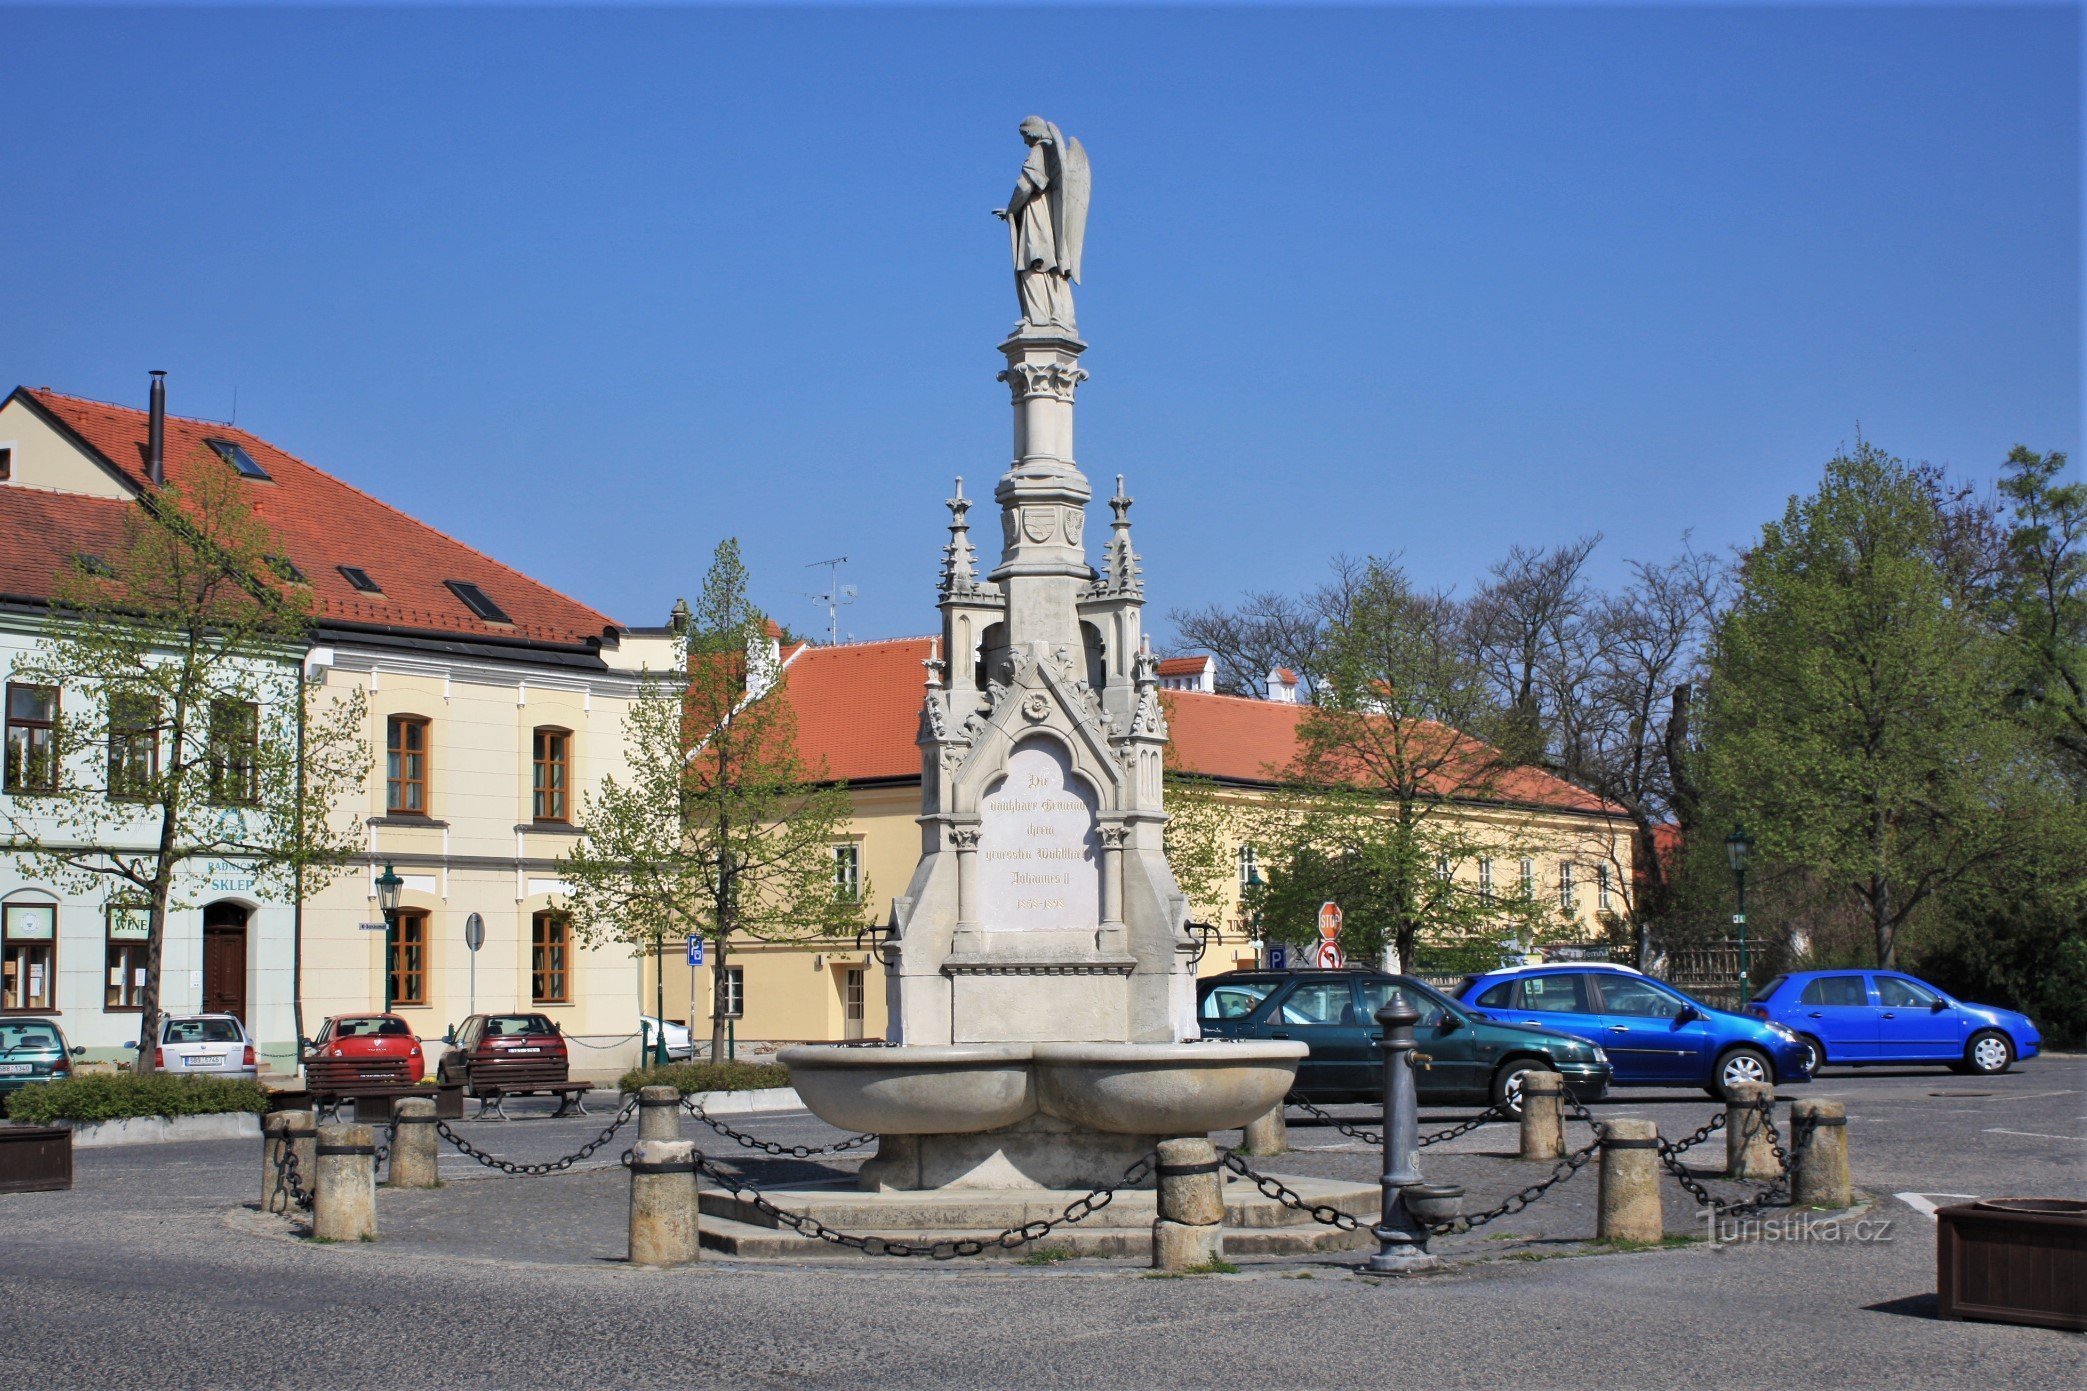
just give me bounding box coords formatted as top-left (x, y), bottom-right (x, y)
top-left (686, 935), bottom-right (704, 966)
top-left (1267, 944), bottom-right (1289, 971)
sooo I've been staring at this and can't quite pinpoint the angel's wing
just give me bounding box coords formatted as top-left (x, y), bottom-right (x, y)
top-left (1047, 125), bottom-right (1090, 284)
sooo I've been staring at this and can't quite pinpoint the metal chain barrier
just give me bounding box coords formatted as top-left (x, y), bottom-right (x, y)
top-left (434, 1096), bottom-right (638, 1176)
top-left (680, 1098), bottom-right (878, 1158)
top-left (1655, 1097), bottom-right (1794, 1217)
top-left (1289, 1098), bottom-right (1513, 1149)
top-left (1221, 1151), bottom-right (1366, 1231)
top-left (272, 1140), bottom-right (313, 1212)
top-left (665, 1147), bottom-right (1159, 1259)
top-left (1429, 1135), bottom-right (1602, 1235)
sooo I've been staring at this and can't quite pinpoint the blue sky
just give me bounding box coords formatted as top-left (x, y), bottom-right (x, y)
top-left (4, 4), bottom-right (2078, 642)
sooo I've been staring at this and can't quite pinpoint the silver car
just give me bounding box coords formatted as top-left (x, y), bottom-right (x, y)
top-left (157, 1014), bottom-right (256, 1077)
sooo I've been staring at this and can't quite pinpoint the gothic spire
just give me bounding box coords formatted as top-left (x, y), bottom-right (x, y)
top-left (1092, 473), bottom-right (1142, 598)
top-left (939, 476), bottom-right (979, 598)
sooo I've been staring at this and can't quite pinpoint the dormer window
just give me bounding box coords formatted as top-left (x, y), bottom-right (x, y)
top-left (266, 555), bottom-right (306, 584)
top-left (205, 438), bottom-right (270, 480)
top-left (445, 580), bottom-right (511, 624)
top-left (338, 566), bottom-right (382, 594)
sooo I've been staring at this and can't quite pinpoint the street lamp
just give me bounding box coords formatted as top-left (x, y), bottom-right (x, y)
top-left (1723, 824), bottom-right (1754, 1002)
top-left (651, 927), bottom-right (670, 1069)
top-left (1246, 863), bottom-right (1265, 966)
top-left (374, 861), bottom-right (404, 1014)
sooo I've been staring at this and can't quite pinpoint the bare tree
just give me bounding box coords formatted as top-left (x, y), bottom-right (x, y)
top-left (1463, 536), bottom-right (1602, 765)
top-left (1166, 556), bottom-right (1373, 700)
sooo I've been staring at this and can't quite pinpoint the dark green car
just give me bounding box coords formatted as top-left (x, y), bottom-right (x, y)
top-left (0, 1018), bottom-right (85, 1106)
top-left (1196, 969), bottom-right (1611, 1112)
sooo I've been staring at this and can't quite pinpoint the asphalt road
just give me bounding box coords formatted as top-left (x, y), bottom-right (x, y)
top-left (3, 1058), bottom-right (2080, 1389)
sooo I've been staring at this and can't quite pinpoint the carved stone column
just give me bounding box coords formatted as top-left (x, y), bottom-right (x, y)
top-left (1098, 824), bottom-right (1127, 930)
top-left (951, 825), bottom-right (982, 933)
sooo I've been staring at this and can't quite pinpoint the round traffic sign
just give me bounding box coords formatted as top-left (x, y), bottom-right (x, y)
top-left (464, 912), bottom-right (485, 952)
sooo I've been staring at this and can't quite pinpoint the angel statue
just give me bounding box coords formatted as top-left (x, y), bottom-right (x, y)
top-left (991, 116), bottom-right (1090, 332)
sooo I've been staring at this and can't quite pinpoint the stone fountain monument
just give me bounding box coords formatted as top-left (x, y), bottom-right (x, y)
top-left (777, 118), bottom-right (1305, 1197)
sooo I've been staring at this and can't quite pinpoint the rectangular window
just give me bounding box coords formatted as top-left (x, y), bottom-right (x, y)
top-left (387, 716), bottom-right (429, 815)
top-left (389, 908), bottom-right (428, 1007)
top-left (717, 965), bottom-right (744, 1019)
top-left (1436, 854), bottom-right (1453, 883)
top-left (842, 966), bottom-right (865, 1040)
top-left (832, 843), bottom-right (861, 901)
top-left (531, 727), bottom-right (569, 823)
top-left (0, 445), bottom-right (12, 480)
top-left (1559, 862), bottom-right (1576, 911)
top-left (338, 566), bottom-right (382, 594)
top-left (205, 438), bottom-right (271, 480)
top-left (1518, 858), bottom-right (1535, 900)
top-left (531, 910), bottom-right (570, 1004)
top-left (5, 683), bottom-right (59, 794)
top-left (1478, 859), bottom-right (1494, 900)
top-left (105, 904), bottom-right (150, 1010)
top-left (1596, 864), bottom-right (1612, 912)
top-left (108, 694), bottom-right (158, 802)
top-left (2, 903), bottom-right (56, 1012)
top-left (208, 700), bottom-right (258, 805)
top-left (1236, 843), bottom-right (1259, 891)
top-left (444, 581), bottom-right (512, 624)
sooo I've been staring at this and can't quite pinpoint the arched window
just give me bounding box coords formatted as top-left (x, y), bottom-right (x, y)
top-left (532, 727), bottom-right (571, 823)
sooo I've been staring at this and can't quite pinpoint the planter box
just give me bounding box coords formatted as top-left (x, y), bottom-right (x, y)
top-left (1937, 1199), bottom-right (2087, 1332)
top-left (67, 1112), bottom-right (262, 1148)
top-left (0, 1124), bottom-right (72, 1192)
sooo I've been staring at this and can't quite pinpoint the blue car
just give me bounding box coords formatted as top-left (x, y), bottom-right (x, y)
top-left (1746, 970), bottom-right (2041, 1078)
top-left (1457, 964), bottom-right (1813, 1099)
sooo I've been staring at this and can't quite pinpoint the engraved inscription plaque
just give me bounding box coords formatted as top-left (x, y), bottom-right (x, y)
top-left (977, 740), bottom-right (1100, 932)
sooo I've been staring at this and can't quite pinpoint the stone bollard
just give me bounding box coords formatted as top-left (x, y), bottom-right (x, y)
top-left (1152, 1136), bottom-right (1225, 1271)
top-left (387, 1097), bottom-right (440, 1189)
top-left (312, 1123), bottom-right (378, 1242)
top-left (1519, 1071), bottom-right (1565, 1162)
top-left (638, 1086), bottom-right (683, 1143)
top-left (261, 1109), bottom-right (316, 1214)
top-left (1725, 1082), bottom-right (1779, 1181)
top-left (1789, 1098), bottom-right (1851, 1209)
top-left (628, 1139), bottom-right (700, 1267)
top-left (1595, 1119), bottom-right (1663, 1243)
top-left (1242, 1105), bottom-right (1288, 1157)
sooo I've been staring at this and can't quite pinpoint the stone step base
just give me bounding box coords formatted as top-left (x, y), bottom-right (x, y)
top-left (699, 1212), bottom-right (1377, 1260)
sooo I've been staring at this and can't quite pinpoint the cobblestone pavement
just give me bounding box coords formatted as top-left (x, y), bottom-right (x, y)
top-left (1, 1060), bottom-right (2080, 1389)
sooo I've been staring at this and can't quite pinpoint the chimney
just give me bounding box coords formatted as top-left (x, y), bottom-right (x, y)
top-left (146, 370), bottom-right (167, 486)
top-left (1266, 667), bottom-right (1300, 703)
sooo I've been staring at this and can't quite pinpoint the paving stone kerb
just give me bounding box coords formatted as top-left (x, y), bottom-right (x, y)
top-left (1519, 1071), bottom-right (1565, 1161)
top-left (387, 1098), bottom-right (439, 1190)
top-left (628, 1139), bottom-right (699, 1267)
top-left (1595, 1119), bottom-right (1663, 1244)
top-left (1790, 1098), bottom-right (1851, 1209)
top-left (1153, 1136), bottom-right (1225, 1271)
top-left (637, 1087), bottom-right (682, 1144)
top-left (1725, 1083), bottom-right (1779, 1181)
top-left (313, 1123), bottom-right (377, 1242)
top-left (261, 1110), bottom-right (315, 1214)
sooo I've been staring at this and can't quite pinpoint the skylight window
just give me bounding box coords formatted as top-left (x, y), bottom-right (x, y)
top-left (338, 566), bottom-right (382, 594)
top-left (266, 555), bottom-right (306, 584)
top-left (204, 438), bottom-right (270, 480)
top-left (445, 580), bottom-right (512, 624)
top-left (76, 553), bottom-right (115, 578)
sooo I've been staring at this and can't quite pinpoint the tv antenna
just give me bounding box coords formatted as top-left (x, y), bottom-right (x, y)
top-left (804, 556), bottom-right (856, 645)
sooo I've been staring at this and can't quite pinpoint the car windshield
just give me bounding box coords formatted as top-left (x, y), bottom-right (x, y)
top-left (163, 1018), bottom-right (242, 1044)
top-left (1356, 979), bottom-right (1452, 1029)
top-left (1200, 982), bottom-right (1276, 1021)
top-left (485, 1014), bottom-right (555, 1036)
top-left (0, 1021), bottom-right (62, 1054)
top-left (336, 1017), bottom-right (411, 1038)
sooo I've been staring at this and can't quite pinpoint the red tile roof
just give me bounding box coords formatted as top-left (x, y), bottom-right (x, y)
top-left (774, 636), bottom-right (1615, 815)
top-left (7, 387), bottom-right (618, 649)
top-left (0, 488), bottom-right (135, 605)
top-left (1157, 656), bottom-right (1213, 676)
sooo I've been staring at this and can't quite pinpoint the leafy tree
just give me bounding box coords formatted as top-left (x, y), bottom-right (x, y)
top-left (1996, 446), bottom-right (2086, 783)
top-left (1702, 444), bottom-right (2048, 968)
top-left (556, 540), bottom-right (865, 1059)
top-left (3, 461), bottom-right (368, 1070)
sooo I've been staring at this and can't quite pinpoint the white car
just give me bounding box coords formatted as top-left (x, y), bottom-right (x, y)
top-left (156, 1014), bottom-right (257, 1077)
top-left (638, 1015), bottom-right (694, 1063)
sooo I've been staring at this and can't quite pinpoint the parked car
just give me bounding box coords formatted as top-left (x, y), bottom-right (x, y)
top-left (437, 1013), bottom-right (570, 1089)
top-left (1197, 968), bottom-right (1612, 1113)
top-left (154, 1013), bottom-right (257, 1077)
top-left (1746, 970), bottom-right (2042, 1077)
top-left (0, 1018), bottom-right (85, 1104)
top-left (638, 1015), bottom-right (694, 1063)
top-left (303, 1014), bottom-right (426, 1090)
top-left (1457, 964), bottom-right (1812, 1099)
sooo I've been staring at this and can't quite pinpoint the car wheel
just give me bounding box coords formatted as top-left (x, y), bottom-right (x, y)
top-left (1965, 1030), bottom-right (2014, 1076)
top-left (1798, 1035), bottom-right (1825, 1076)
top-left (1710, 1047), bottom-right (1773, 1100)
top-left (1491, 1059), bottom-right (1542, 1116)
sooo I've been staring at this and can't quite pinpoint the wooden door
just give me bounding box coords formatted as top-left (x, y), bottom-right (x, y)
top-left (203, 920), bottom-right (248, 1022)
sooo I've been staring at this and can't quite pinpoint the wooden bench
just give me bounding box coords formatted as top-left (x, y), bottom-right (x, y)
top-left (459, 1057), bottom-right (591, 1121)
top-left (304, 1058), bottom-right (417, 1121)
top-left (341, 1083), bottom-right (465, 1124)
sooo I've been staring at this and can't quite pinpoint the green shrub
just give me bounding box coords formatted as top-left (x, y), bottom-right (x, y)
top-left (5, 1073), bottom-right (268, 1125)
top-left (616, 1060), bottom-right (790, 1095)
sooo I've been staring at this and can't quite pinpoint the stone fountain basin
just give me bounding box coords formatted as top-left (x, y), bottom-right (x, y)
top-left (778, 1039), bottom-right (1305, 1138)
top-left (777, 1044), bottom-right (1036, 1135)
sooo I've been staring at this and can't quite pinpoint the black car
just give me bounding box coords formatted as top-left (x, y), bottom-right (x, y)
top-left (1197, 968), bottom-right (1612, 1112)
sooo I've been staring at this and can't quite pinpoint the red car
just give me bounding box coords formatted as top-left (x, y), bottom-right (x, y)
top-left (303, 1014), bottom-right (425, 1092)
top-left (436, 1012), bottom-right (569, 1090)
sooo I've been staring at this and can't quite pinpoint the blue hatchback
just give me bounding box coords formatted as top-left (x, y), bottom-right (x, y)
top-left (1457, 964), bottom-right (1813, 1099)
top-left (1747, 970), bottom-right (2041, 1077)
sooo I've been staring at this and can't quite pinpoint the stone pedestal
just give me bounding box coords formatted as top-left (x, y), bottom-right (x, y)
top-left (859, 1114), bottom-right (1158, 1192)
